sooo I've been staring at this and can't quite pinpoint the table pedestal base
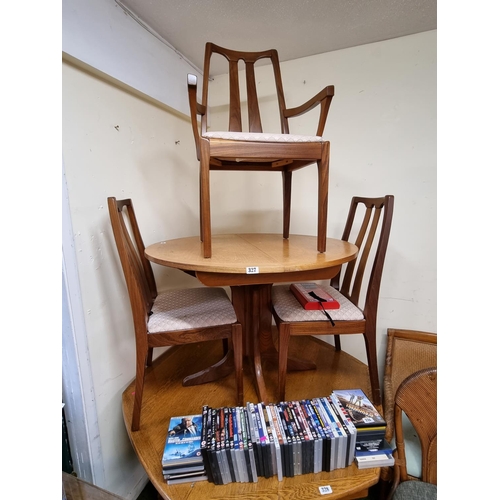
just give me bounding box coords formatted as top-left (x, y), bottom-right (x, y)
top-left (183, 284), bottom-right (316, 403)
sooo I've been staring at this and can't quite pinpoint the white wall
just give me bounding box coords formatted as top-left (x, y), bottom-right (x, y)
top-left (62, 29), bottom-right (436, 498)
top-left (62, 0), bottom-right (202, 116)
top-left (62, 59), bottom-right (202, 498)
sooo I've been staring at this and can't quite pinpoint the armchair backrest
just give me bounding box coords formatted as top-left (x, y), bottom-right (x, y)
top-left (107, 197), bottom-right (157, 328)
top-left (331, 195), bottom-right (394, 320)
top-left (201, 42), bottom-right (288, 136)
top-left (383, 329), bottom-right (437, 443)
top-left (188, 42), bottom-right (334, 164)
top-left (393, 367), bottom-right (437, 484)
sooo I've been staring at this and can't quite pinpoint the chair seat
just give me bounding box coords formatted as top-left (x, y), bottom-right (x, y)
top-left (272, 284), bottom-right (364, 322)
top-left (203, 131), bottom-right (324, 143)
top-left (148, 287), bottom-right (237, 333)
top-left (393, 480), bottom-right (437, 500)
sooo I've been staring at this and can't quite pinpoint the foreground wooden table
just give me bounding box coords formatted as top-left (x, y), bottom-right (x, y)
top-left (122, 334), bottom-right (380, 500)
top-left (145, 233), bottom-right (358, 403)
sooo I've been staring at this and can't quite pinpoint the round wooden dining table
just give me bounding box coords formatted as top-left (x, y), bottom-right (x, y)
top-left (145, 233), bottom-right (358, 404)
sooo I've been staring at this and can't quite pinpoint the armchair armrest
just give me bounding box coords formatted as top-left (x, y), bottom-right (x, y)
top-left (187, 74), bottom-right (206, 159)
top-left (284, 85), bottom-right (334, 136)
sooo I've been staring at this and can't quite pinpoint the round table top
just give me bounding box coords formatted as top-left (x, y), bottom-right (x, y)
top-left (145, 233), bottom-right (358, 275)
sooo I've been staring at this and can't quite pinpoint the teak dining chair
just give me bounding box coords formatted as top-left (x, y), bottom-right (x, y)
top-left (387, 367), bottom-right (437, 500)
top-left (187, 42), bottom-right (335, 258)
top-left (271, 195), bottom-right (394, 405)
top-left (107, 197), bottom-right (243, 431)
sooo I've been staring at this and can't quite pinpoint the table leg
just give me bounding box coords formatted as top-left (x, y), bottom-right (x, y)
top-left (231, 284), bottom-right (316, 403)
top-left (230, 284), bottom-right (270, 402)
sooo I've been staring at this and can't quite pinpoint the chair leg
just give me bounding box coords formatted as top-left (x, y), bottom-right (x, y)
top-left (199, 168), bottom-right (204, 242)
top-left (316, 142), bottom-right (329, 253)
top-left (278, 323), bottom-right (291, 402)
top-left (378, 467), bottom-right (393, 500)
top-left (282, 170), bottom-right (292, 240)
top-left (222, 338), bottom-right (229, 356)
top-left (131, 348), bottom-right (148, 432)
top-left (363, 329), bottom-right (381, 406)
top-left (146, 347), bottom-right (153, 367)
top-left (232, 324), bottom-right (244, 406)
top-left (334, 334), bottom-right (341, 351)
top-left (200, 139), bottom-right (212, 258)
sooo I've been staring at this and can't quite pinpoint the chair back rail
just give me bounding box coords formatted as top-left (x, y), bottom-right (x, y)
top-left (337, 196), bottom-right (394, 314)
top-left (202, 43), bottom-right (286, 135)
top-left (108, 198), bottom-right (156, 324)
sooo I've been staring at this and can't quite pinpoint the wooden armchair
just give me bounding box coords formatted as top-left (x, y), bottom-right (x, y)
top-left (187, 42), bottom-right (334, 257)
top-left (107, 197), bottom-right (243, 431)
top-left (271, 195), bottom-right (394, 405)
top-left (387, 367), bottom-right (437, 500)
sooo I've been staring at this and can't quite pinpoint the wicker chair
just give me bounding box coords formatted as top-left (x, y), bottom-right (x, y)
top-left (387, 367), bottom-right (437, 500)
top-left (379, 329), bottom-right (437, 498)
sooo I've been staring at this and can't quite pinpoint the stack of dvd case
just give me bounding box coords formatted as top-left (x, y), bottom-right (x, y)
top-left (162, 391), bottom-right (385, 485)
top-left (331, 389), bottom-right (387, 442)
top-left (200, 405), bottom-right (259, 485)
top-left (161, 414), bottom-right (208, 484)
top-left (331, 389), bottom-right (394, 469)
top-left (200, 395), bottom-right (364, 484)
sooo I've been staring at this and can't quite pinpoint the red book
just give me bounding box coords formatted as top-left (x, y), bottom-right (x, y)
top-left (289, 283), bottom-right (340, 310)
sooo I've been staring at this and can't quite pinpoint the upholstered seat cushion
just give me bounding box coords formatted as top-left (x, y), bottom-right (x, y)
top-left (393, 480), bottom-right (437, 500)
top-left (203, 131), bottom-right (324, 143)
top-left (272, 284), bottom-right (364, 322)
top-left (148, 287), bottom-right (237, 333)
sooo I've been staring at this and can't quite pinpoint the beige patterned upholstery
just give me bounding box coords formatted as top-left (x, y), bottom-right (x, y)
top-left (203, 131), bottom-right (324, 143)
top-left (148, 287), bottom-right (237, 333)
top-left (271, 284), bottom-right (364, 322)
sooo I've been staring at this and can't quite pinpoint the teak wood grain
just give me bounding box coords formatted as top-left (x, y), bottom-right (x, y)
top-left (122, 334), bottom-right (380, 500)
top-left (145, 234), bottom-right (357, 276)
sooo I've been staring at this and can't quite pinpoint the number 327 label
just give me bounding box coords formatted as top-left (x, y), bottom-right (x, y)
top-left (246, 266), bottom-right (259, 274)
